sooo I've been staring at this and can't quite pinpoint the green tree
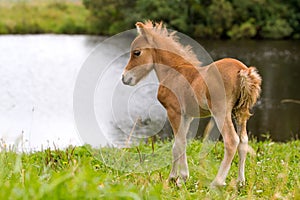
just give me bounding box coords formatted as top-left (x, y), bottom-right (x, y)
top-left (228, 18), bottom-right (257, 39)
top-left (134, 0), bottom-right (192, 33)
top-left (261, 18), bottom-right (293, 39)
top-left (82, 0), bottom-right (300, 39)
top-left (82, 0), bottom-right (136, 35)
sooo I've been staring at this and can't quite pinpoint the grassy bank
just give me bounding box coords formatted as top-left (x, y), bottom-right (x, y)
top-left (0, 0), bottom-right (88, 34)
top-left (0, 140), bottom-right (299, 199)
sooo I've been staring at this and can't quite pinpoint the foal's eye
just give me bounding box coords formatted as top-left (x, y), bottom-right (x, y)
top-left (133, 50), bottom-right (141, 56)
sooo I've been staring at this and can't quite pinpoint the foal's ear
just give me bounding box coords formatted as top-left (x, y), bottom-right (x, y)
top-left (136, 22), bottom-right (145, 35)
top-left (136, 22), bottom-right (154, 44)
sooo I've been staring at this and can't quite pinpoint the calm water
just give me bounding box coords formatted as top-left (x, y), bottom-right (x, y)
top-left (0, 35), bottom-right (99, 149)
top-left (0, 35), bottom-right (299, 149)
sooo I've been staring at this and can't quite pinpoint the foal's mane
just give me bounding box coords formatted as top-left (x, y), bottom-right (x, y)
top-left (142, 21), bottom-right (201, 67)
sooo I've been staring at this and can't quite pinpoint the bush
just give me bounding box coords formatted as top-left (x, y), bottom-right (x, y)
top-left (228, 18), bottom-right (257, 39)
top-left (0, 22), bottom-right (9, 34)
top-left (261, 18), bottom-right (294, 39)
top-left (83, 0), bottom-right (300, 39)
top-left (57, 17), bottom-right (87, 34)
top-left (82, 0), bottom-right (136, 35)
top-left (206, 0), bottom-right (234, 38)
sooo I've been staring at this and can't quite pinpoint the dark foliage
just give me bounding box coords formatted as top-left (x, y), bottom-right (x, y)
top-left (83, 0), bottom-right (300, 39)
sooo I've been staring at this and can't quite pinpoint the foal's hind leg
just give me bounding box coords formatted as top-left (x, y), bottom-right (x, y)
top-left (235, 115), bottom-right (249, 186)
top-left (211, 114), bottom-right (240, 187)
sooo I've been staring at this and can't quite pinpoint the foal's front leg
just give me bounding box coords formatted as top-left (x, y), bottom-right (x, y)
top-left (168, 112), bottom-right (192, 184)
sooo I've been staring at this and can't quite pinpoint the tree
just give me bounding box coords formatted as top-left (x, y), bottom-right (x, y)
top-left (82, 0), bottom-right (136, 35)
top-left (82, 0), bottom-right (300, 39)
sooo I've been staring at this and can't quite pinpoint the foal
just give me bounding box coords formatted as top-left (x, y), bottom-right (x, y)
top-left (122, 21), bottom-right (261, 187)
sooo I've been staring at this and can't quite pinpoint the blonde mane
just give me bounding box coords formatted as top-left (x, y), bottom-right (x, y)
top-left (143, 21), bottom-right (201, 67)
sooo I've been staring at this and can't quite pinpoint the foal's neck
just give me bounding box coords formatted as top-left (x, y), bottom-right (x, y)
top-left (153, 49), bottom-right (200, 83)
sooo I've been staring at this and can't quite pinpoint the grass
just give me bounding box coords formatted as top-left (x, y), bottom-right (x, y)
top-left (0, 0), bottom-right (89, 34)
top-left (0, 139), bottom-right (299, 199)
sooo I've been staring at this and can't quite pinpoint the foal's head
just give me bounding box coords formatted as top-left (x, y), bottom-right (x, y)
top-left (122, 21), bottom-right (201, 86)
top-left (122, 22), bottom-right (156, 86)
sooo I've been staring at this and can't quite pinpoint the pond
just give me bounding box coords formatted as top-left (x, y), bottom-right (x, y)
top-left (0, 35), bottom-right (299, 149)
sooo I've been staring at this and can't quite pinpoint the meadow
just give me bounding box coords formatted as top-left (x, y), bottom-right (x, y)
top-left (0, 1), bottom-right (299, 199)
top-left (0, 0), bottom-right (88, 34)
top-left (1, 139), bottom-right (299, 199)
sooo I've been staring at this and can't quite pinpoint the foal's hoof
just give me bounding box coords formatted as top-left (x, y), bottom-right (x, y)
top-left (168, 177), bottom-right (184, 188)
top-left (210, 181), bottom-right (226, 189)
top-left (237, 180), bottom-right (245, 188)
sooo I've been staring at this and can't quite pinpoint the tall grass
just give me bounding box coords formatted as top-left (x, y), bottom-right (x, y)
top-left (0, 138), bottom-right (299, 199)
top-left (0, 0), bottom-right (88, 34)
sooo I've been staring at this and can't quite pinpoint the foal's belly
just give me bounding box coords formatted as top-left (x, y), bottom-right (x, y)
top-left (199, 107), bottom-right (211, 118)
top-left (190, 107), bottom-right (211, 118)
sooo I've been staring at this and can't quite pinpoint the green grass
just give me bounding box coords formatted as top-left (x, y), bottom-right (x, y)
top-left (0, 0), bottom-right (89, 34)
top-left (0, 139), bottom-right (299, 199)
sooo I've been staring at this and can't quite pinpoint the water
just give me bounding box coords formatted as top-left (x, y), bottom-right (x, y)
top-left (0, 35), bottom-right (103, 149)
top-left (0, 35), bottom-right (299, 150)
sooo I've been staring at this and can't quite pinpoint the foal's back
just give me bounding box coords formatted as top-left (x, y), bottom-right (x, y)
top-left (196, 58), bottom-right (251, 112)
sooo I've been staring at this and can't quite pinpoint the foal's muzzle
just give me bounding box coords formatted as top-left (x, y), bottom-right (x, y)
top-left (122, 74), bottom-right (133, 85)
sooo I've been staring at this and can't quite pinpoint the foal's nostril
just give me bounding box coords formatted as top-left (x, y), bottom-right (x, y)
top-left (121, 74), bottom-right (132, 85)
top-left (127, 77), bottom-right (132, 84)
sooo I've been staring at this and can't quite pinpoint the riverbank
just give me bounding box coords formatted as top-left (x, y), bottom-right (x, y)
top-left (1, 140), bottom-right (299, 199)
top-left (1, 0), bottom-right (299, 39)
top-left (0, 0), bottom-right (88, 34)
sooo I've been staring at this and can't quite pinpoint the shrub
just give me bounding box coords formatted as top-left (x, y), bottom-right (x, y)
top-left (83, 0), bottom-right (300, 39)
top-left (228, 18), bottom-right (257, 39)
top-left (261, 18), bottom-right (294, 39)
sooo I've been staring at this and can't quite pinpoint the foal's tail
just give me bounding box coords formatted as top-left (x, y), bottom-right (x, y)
top-left (234, 67), bottom-right (262, 122)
